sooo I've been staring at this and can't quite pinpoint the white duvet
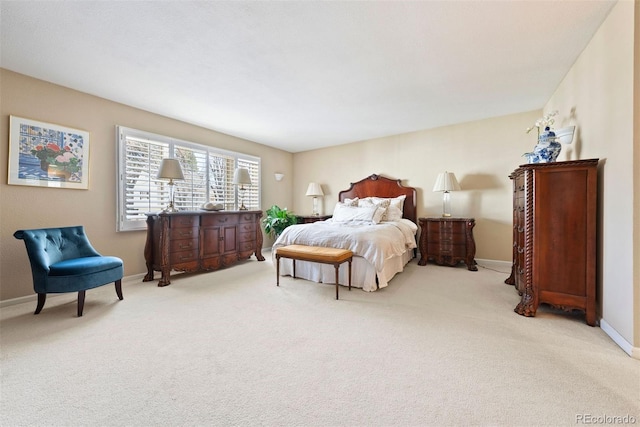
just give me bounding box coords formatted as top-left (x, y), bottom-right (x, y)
top-left (273, 218), bottom-right (418, 272)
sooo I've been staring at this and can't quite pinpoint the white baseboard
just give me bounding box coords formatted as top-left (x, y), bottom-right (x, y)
top-left (0, 272), bottom-right (146, 309)
top-left (600, 319), bottom-right (640, 359)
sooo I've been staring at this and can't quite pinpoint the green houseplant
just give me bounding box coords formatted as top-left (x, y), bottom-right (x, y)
top-left (263, 205), bottom-right (298, 238)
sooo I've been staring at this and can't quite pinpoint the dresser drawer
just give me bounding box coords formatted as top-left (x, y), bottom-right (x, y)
top-left (170, 227), bottom-right (198, 240)
top-left (238, 212), bottom-right (257, 223)
top-left (238, 222), bottom-right (256, 233)
top-left (201, 214), bottom-right (239, 227)
top-left (237, 231), bottom-right (255, 243)
top-left (170, 249), bottom-right (198, 264)
top-left (427, 242), bottom-right (467, 257)
top-left (170, 216), bottom-right (198, 228)
top-left (169, 238), bottom-right (198, 253)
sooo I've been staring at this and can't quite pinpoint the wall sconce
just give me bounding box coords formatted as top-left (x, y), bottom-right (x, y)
top-left (274, 173), bottom-right (284, 181)
top-left (432, 171), bottom-right (461, 217)
top-left (157, 158), bottom-right (184, 213)
top-left (233, 167), bottom-right (252, 210)
top-left (305, 182), bottom-right (324, 216)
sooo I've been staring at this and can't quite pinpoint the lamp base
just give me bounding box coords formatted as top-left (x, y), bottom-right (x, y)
top-left (161, 202), bottom-right (178, 213)
top-left (239, 204), bottom-right (248, 210)
top-left (441, 213), bottom-right (451, 217)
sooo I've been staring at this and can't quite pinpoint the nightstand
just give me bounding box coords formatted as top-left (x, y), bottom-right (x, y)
top-left (296, 215), bottom-right (332, 224)
top-left (418, 217), bottom-right (477, 271)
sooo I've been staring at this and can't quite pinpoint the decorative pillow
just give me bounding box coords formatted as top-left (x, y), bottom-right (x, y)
top-left (332, 204), bottom-right (385, 224)
top-left (342, 197), bottom-right (359, 207)
top-left (371, 195), bottom-right (406, 213)
top-left (383, 205), bottom-right (403, 222)
top-left (358, 197), bottom-right (390, 209)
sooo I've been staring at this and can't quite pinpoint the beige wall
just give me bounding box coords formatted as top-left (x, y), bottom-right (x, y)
top-left (0, 69), bottom-right (293, 301)
top-left (293, 110), bottom-right (541, 263)
top-left (545, 0), bottom-right (637, 351)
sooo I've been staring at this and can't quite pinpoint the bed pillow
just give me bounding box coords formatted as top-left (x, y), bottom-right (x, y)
top-left (383, 205), bottom-right (403, 222)
top-left (332, 204), bottom-right (385, 224)
top-left (371, 195), bottom-right (406, 212)
top-left (358, 197), bottom-right (390, 210)
top-left (342, 197), bottom-right (359, 207)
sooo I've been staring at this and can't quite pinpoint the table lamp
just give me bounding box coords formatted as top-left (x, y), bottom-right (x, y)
top-left (157, 158), bottom-right (184, 213)
top-left (433, 171), bottom-right (461, 217)
top-left (233, 167), bottom-right (252, 210)
top-left (305, 182), bottom-right (324, 216)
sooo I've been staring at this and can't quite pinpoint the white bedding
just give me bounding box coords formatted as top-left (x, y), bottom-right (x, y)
top-left (272, 218), bottom-right (417, 292)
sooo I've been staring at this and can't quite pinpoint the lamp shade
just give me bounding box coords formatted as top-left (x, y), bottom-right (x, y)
top-left (305, 182), bottom-right (324, 197)
top-left (157, 158), bottom-right (184, 180)
top-left (233, 168), bottom-right (252, 185)
top-left (432, 172), bottom-right (461, 192)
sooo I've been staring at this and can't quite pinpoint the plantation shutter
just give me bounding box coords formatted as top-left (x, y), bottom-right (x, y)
top-left (238, 158), bottom-right (260, 210)
top-left (117, 126), bottom-right (261, 231)
top-left (208, 152), bottom-right (236, 210)
top-left (122, 135), bottom-right (169, 226)
top-left (174, 145), bottom-right (208, 210)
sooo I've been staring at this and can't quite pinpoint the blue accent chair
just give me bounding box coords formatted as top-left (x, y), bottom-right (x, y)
top-left (14, 226), bottom-right (124, 317)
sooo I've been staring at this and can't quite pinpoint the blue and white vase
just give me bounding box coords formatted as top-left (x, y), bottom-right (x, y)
top-left (525, 127), bottom-right (561, 164)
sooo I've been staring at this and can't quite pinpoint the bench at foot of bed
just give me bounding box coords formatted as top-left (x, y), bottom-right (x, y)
top-left (275, 245), bottom-right (353, 300)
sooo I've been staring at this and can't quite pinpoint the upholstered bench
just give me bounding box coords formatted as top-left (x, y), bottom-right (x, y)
top-left (275, 245), bottom-right (353, 300)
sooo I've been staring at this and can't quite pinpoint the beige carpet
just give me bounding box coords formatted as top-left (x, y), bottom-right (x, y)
top-left (1, 255), bottom-right (638, 427)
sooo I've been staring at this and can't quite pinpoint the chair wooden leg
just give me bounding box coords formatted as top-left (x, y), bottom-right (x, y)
top-left (34, 293), bottom-right (46, 315)
top-left (77, 290), bottom-right (86, 317)
top-left (115, 279), bottom-right (123, 300)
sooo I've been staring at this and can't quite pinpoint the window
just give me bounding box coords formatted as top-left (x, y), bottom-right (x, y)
top-left (117, 126), bottom-right (261, 231)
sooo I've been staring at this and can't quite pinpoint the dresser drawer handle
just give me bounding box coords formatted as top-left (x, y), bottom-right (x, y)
top-left (219, 218), bottom-right (228, 223)
top-left (179, 231), bottom-right (193, 237)
top-left (179, 242), bottom-right (193, 249)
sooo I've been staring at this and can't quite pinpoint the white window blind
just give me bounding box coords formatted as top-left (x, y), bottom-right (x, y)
top-left (117, 126), bottom-right (261, 231)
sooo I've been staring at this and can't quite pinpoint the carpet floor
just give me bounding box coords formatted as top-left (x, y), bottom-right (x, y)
top-left (1, 256), bottom-right (638, 426)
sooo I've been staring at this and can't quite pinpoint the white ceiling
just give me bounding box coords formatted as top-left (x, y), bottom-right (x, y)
top-left (1, 1), bottom-right (616, 153)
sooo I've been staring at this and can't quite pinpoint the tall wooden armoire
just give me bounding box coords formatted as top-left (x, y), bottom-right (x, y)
top-left (505, 159), bottom-right (599, 326)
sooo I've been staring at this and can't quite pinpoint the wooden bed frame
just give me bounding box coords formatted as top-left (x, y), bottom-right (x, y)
top-left (338, 174), bottom-right (418, 225)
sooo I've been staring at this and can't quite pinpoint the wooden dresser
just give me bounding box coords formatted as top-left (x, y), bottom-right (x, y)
top-left (505, 159), bottom-right (598, 325)
top-left (143, 210), bottom-right (264, 286)
top-left (418, 217), bottom-right (477, 271)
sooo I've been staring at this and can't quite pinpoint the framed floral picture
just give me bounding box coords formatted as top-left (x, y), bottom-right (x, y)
top-left (7, 116), bottom-right (90, 189)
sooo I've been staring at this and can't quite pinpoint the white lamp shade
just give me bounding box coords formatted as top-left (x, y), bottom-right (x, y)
top-left (233, 168), bottom-right (252, 185)
top-left (157, 158), bottom-right (184, 180)
top-left (305, 182), bottom-right (324, 197)
top-left (432, 172), bottom-right (461, 192)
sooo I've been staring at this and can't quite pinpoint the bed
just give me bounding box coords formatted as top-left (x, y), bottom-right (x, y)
top-left (272, 174), bottom-right (418, 292)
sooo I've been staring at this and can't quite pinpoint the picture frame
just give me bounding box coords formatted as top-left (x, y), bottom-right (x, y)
top-left (8, 116), bottom-right (90, 190)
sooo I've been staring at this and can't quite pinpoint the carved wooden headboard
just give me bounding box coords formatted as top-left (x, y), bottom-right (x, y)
top-left (338, 174), bottom-right (418, 224)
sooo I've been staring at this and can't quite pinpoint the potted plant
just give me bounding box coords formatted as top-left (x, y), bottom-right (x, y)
top-left (263, 205), bottom-right (298, 238)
